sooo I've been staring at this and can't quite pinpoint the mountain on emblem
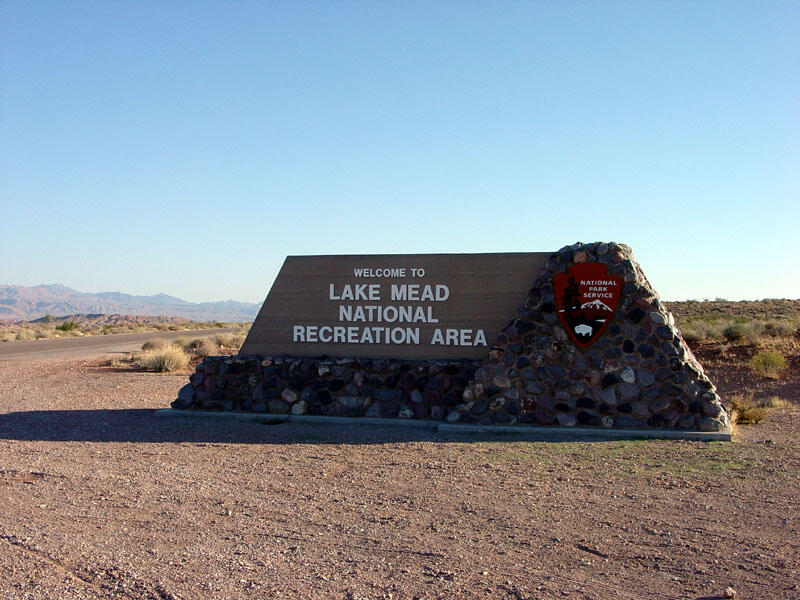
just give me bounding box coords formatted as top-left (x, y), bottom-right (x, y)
top-left (553, 262), bottom-right (623, 348)
top-left (580, 299), bottom-right (612, 311)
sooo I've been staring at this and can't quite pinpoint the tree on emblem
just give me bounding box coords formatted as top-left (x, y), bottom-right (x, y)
top-left (562, 276), bottom-right (580, 320)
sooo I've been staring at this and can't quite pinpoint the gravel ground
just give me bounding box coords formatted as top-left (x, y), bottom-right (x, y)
top-left (1, 358), bottom-right (799, 600)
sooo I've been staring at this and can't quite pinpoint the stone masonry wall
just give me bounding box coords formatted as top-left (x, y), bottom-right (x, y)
top-left (173, 355), bottom-right (480, 421)
top-left (455, 242), bottom-right (729, 432)
top-left (173, 242), bottom-right (729, 432)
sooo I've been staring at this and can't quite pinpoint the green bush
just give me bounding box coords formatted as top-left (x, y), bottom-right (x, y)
top-left (722, 323), bottom-right (745, 342)
top-left (750, 350), bottom-right (788, 379)
top-left (56, 321), bottom-right (79, 332)
top-left (722, 321), bottom-right (764, 344)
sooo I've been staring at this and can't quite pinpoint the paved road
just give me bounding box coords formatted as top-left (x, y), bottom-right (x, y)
top-left (0, 328), bottom-right (242, 361)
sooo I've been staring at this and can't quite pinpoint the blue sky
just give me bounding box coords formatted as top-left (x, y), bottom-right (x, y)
top-left (1, 2), bottom-right (798, 303)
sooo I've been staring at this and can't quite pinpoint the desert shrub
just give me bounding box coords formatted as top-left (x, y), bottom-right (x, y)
top-left (187, 337), bottom-right (218, 357)
top-left (679, 322), bottom-right (705, 343)
top-left (750, 350), bottom-right (788, 378)
top-left (730, 394), bottom-right (773, 425)
top-left (212, 332), bottom-right (246, 350)
top-left (34, 328), bottom-right (54, 339)
top-left (55, 321), bottom-right (79, 332)
top-left (722, 323), bottom-right (745, 342)
top-left (722, 321), bottom-right (764, 344)
top-left (704, 322), bottom-right (728, 340)
top-left (680, 318), bottom-right (736, 343)
top-left (16, 328), bottom-right (37, 341)
top-left (172, 337), bottom-right (189, 350)
top-left (135, 346), bottom-right (190, 372)
top-left (764, 319), bottom-right (797, 338)
top-left (141, 338), bottom-right (169, 351)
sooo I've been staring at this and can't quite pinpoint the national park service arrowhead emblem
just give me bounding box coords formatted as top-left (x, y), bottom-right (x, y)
top-left (553, 262), bottom-right (622, 348)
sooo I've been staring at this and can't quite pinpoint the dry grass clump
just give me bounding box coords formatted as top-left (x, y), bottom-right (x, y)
top-left (141, 338), bottom-right (170, 351)
top-left (729, 393), bottom-right (775, 425)
top-left (135, 346), bottom-right (190, 372)
top-left (764, 396), bottom-right (792, 409)
top-left (212, 332), bottom-right (246, 351)
top-left (187, 337), bottom-right (219, 357)
top-left (750, 350), bottom-right (788, 379)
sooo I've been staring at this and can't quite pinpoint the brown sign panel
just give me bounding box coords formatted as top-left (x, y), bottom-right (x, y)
top-left (240, 253), bottom-right (550, 360)
top-left (553, 262), bottom-right (622, 348)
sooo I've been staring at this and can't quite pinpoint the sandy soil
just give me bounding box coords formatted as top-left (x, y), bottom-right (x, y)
top-left (1, 358), bottom-right (799, 600)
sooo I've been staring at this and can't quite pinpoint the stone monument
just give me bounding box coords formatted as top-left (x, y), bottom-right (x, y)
top-left (172, 242), bottom-right (730, 434)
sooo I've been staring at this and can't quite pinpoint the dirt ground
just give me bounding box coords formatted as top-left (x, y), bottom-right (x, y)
top-left (1, 358), bottom-right (798, 600)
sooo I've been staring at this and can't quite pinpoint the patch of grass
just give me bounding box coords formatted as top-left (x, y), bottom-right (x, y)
top-left (103, 355), bottom-right (132, 368)
top-left (135, 346), bottom-right (190, 372)
top-left (730, 393), bottom-right (773, 425)
top-left (765, 396), bottom-right (792, 409)
top-left (750, 350), bottom-right (788, 379)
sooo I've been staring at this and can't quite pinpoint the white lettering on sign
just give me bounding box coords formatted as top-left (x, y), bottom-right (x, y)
top-left (430, 328), bottom-right (487, 346)
top-left (338, 305), bottom-right (439, 324)
top-left (329, 284), bottom-right (381, 301)
top-left (353, 267), bottom-right (407, 278)
top-left (293, 268), bottom-right (485, 348)
top-left (390, 284), bottom-right (449, 301)
top-left (293, 325), bottom-right (421, 345)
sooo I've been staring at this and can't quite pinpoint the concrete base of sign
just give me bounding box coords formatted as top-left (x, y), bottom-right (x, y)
top-left (155, 409), bottom-right (732, 441)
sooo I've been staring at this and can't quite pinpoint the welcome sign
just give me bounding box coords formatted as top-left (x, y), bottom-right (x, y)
top-left (240, 253), bottom-right (550, 359)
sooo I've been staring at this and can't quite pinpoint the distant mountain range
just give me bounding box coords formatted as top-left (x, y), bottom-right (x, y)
top-left (0, 284), bottom-right (260, 322)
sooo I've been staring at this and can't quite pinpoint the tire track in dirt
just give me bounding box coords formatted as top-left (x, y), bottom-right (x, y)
top-left (0, 534), bottom-right (178, 600)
